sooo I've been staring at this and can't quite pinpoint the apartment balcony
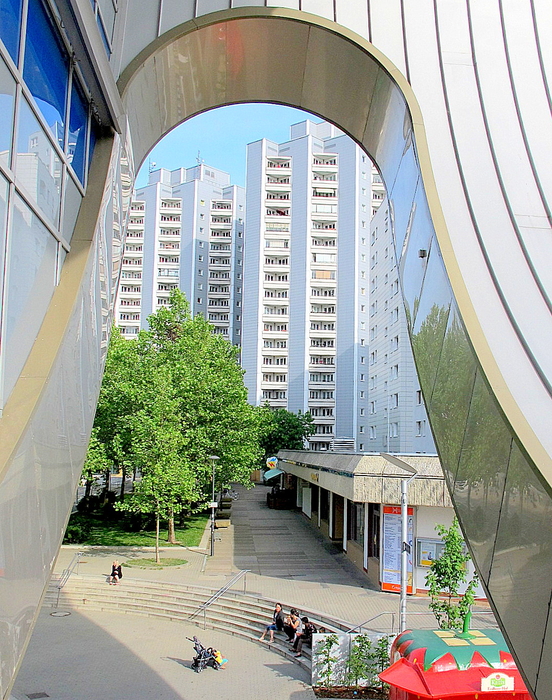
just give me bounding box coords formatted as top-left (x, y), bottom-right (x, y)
top-left (211, 201), bottom-right (232, 210)
top-left (159, 228), bottom-right (181, 238)
top-left (261, 380), bottom-right (288, 389)
top-left (265, 222), bottom-right (290, 234)
top-left (127, 219), bottom-right (144, 230)
top-left (209, 259), bottom-right (231, 269)
top-left (265, 207), bottom-right (290, 218)
top-left (119, 288), bottom-right (142, 297)
top-left (263, 327), bottom-right (289, 337)
top-left (158, 268), bottom-right (179, 278)
top-left (123, 246), bottom-right (143, 256)
top-left (265, 193), bottom-right (291, 204)
top-left (122, 258), bottom-right (143, 268)
top-left (311, 238), bottom-right (337, 248)
top-left (125, 231), bottom-right (144, 240)
top-left (265, 178), bottom-right (291, 189)
top-left (158, 243), bottom-right (180, 251)
top-left (119, 299), bottom-right (142, 307)
top-left (312, 190), bottom-right (337, 201)
top-left (311, 206), bottom-right (337, 219)
top-left (209, 291), bottom-right (230, 300)
top-left (208, 315), bottom-right (230, 326)
top-left (312, 174), bottom-right (338, 183)
top-left (266, 159), bottom-right (291, 170)
top-left (160, 199), bottom-right (181, 210)
top-left (210, 230), bottom-right (232, 239)
top-left (121, 271), bottom-right (142, 280)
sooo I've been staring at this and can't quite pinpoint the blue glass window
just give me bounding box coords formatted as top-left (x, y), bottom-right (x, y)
top-left (23, 0), bottom-right (68, 148)
top-left (0, 0), bottom-right (23, 64)
top-left (68, 79), bottom-right (88, 183)
top-left (0, 57), bottom-right (15, 168)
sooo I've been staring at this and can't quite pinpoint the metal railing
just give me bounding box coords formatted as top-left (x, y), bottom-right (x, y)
top-left (55, 551), bottom-right (84, 607)
top-left (344, 608), bottom-right (496, 637)
top-left (189, 569), bottom-right (250, 629)
top-left (346, 611), bottom-right (397, 636)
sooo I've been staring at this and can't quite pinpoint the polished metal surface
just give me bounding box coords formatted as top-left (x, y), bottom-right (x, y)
top-left (2, 2), bottom-right (552, 698)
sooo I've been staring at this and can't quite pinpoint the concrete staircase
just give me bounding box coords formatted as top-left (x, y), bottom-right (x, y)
top-left (43, 574), bottom-right (356, 672)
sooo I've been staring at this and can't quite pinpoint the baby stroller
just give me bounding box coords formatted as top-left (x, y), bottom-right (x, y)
top-left (188, 636), bottom-right (220, 673)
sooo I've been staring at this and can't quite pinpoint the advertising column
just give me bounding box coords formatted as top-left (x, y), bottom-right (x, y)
top-left (381, 505), bottom-right (413, 593)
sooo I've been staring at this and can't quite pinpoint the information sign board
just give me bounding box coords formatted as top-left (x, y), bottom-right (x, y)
top-left (381, 505), bottom-right (413, 593)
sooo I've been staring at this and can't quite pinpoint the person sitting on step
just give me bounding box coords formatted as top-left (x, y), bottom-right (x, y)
top-left (293, 617), bottom-right (317, 657)
top-left (258, 602), bottom-right (285, 643)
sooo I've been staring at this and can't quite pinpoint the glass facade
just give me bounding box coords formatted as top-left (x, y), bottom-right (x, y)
top-left (0, 0), bottom-right (100, 408)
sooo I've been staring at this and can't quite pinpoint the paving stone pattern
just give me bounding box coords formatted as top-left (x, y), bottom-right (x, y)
top-left (12, 483), bottom-right (494, 700)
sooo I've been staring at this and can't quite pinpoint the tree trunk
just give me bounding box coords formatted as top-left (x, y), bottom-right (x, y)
top-left (101, 467), bottom-right (111, 504)
top-left (167, 509), bottom-right (177, 544)
top-left (155, 512), bottom-right (161, 564)
top-left (119, 465), bottom-right (126, 501)
top-left (85, 479), bottom-right (93, 498)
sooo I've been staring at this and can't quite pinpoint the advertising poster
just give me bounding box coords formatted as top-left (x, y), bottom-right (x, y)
top-left (381, 505), bottom-right (413, 593)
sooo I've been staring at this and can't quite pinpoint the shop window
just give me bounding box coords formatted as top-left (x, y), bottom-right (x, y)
top-left (320, 488), bottom-right (329, 521)
top-left (368, 504), bottom-right (380, 558)
top-left (348, 501), bottom-right (365, 545)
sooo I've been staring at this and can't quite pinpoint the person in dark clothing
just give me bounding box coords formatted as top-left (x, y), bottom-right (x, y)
top-left (293, 617), bottom-right (317, 657)
top-left (259, 602), bottom-right (285, 643)
top-left (108, 560), bottom-right (122, 584)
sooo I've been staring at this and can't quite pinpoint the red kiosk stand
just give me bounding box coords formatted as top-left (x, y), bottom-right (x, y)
top-left (379, 629), bottom-right (530, 699)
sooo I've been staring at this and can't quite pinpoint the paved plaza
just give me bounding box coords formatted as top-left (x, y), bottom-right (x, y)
top-left (11, 484), bottom-right (492, 700)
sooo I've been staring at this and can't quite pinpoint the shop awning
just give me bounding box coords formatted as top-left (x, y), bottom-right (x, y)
top-left (263, 468), bottom-right (284, 481)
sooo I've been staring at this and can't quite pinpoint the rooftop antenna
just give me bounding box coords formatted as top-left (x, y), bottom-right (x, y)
top-left (196, 150), bottom-right (204, 165)
top-left (148, 158), bottom-right (156, 172)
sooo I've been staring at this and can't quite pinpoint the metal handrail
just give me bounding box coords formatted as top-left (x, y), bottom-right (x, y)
top-left (189, 569), bottom-right (251, 629)
top-left (56, 551), bottom-right (84, 606)
top-left (346, 611), bottom-right (397, 636)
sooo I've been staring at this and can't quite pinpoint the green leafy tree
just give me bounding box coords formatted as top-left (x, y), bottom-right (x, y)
top-left (86, 289), bottom-right (263, 544)
top-left (116, 364), bottom-right (192, 561)
top-left (259, 406), bottom-right (315, 459)
top-left (314, 633), bottom-right (341, 688)
top-left (346, 634), bottom-right (373, 687)
top-left (81, 428), bottom-right (111, 501)
top-left (92, 327), bottom-right (140, 501)
top-left (425, 518), bottom-right (479, 630)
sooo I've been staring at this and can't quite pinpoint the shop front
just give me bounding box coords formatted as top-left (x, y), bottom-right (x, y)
top-left (277, 451), bottom-right (483, 597)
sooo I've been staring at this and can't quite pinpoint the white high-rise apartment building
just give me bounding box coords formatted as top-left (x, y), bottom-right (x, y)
top-left (116, 165), bottom-right (244, 343)
top-left (243, 120), bottom-right (377, 450)
top-left (366, 201), bottom-right (436, 453)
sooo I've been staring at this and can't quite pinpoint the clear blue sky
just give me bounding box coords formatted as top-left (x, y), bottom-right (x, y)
top-left (135, 103), bottom-right (320, 188)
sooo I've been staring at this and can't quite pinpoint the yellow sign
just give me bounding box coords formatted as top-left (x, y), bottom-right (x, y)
top-left (311, 473), bottom-right (319, 482)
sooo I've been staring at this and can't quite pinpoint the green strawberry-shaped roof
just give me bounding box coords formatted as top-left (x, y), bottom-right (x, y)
top-left (394, 629), bottom-right (516, 672)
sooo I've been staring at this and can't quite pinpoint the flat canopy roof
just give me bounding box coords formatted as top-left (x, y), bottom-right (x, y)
top-left (277, 450), bottom-right (451, 507)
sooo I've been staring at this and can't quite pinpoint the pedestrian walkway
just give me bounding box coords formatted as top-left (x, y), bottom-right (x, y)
top-left (11, 483), bottom-right (494, 700)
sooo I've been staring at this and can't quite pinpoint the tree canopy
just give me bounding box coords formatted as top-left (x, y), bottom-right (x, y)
top-left (87, 290), bottom-right (263, 557)
top-left (258, 406), bottom-right (316, 459)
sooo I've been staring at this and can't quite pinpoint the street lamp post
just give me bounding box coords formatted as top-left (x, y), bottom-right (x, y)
top-left (209, 455), bottom-right (219, 557)
top-left (380, 453), bottom-right (418, 633)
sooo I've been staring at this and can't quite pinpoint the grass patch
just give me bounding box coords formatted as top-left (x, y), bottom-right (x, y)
top-left (124, 558), bottom-right (188, 569)
top-left (64, 512), bottom-right (208, 548)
